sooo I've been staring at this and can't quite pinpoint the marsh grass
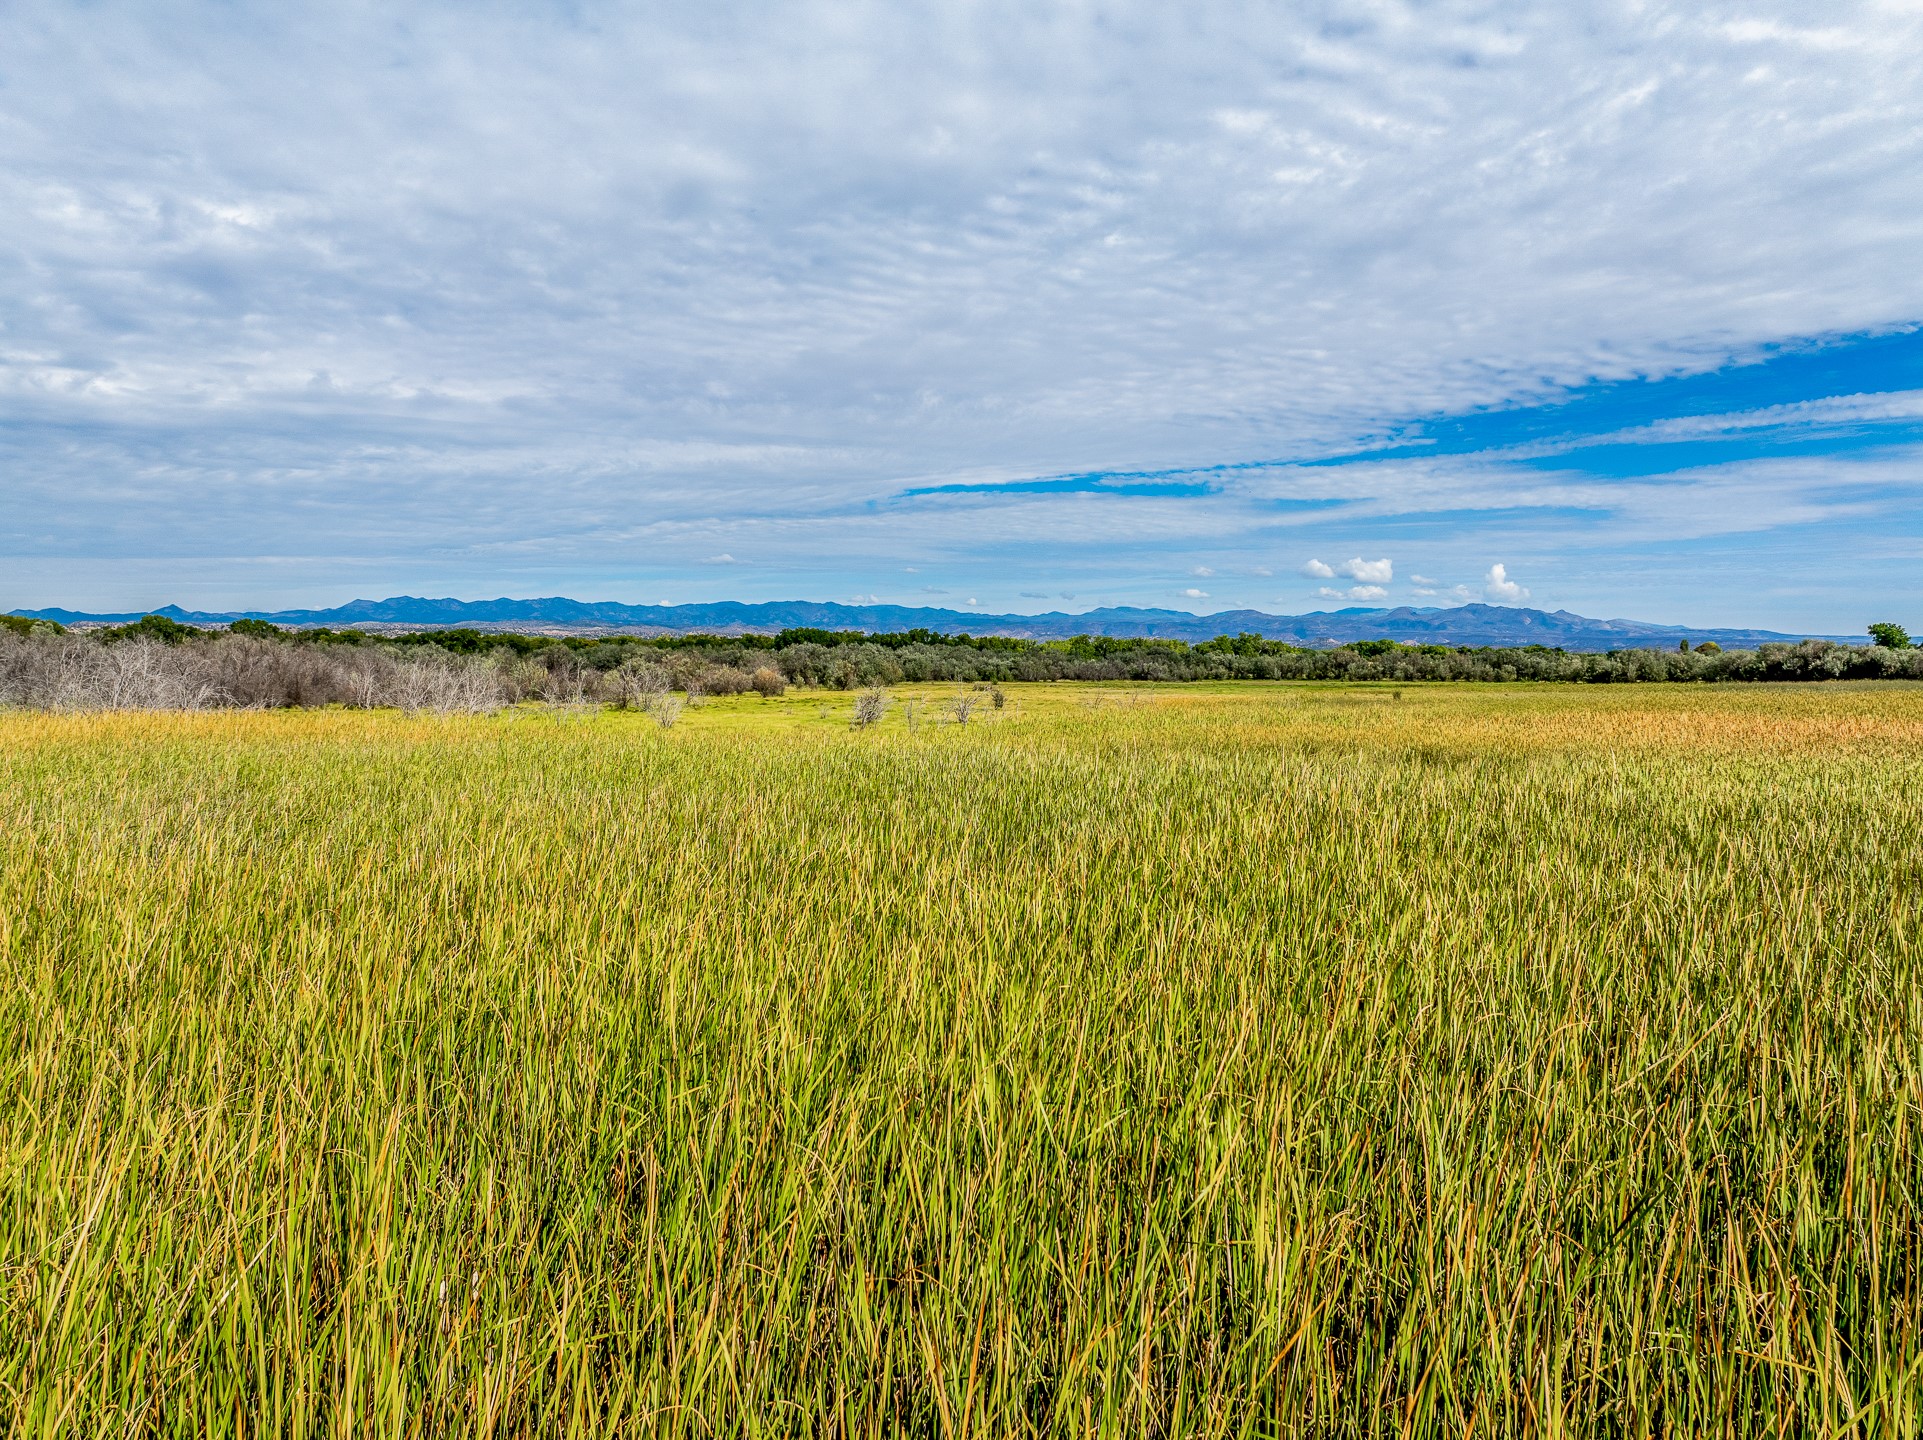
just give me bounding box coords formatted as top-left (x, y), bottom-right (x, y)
top-left (3, 683), bottom-right (1923, 1435)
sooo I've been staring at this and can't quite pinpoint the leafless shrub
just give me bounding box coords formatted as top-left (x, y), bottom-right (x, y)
top-left (947, 690), bottom-right (979, 725)
top-left (538, 663), bottom-right (601, 719)
top-left (647, 693), bottom-right (685, 729)
top-left (608, 660), bottom-right (671, 711)
top-left (498, 657), bottom-right (549, 703)
top-left (388, 652), bottom-right (508, 715)
top-left (852, 687), bottom-right (888, 727)
top-left (0, 632), bottom-right (508, 714)
top-left (0, 635), bottom-right (225, 710)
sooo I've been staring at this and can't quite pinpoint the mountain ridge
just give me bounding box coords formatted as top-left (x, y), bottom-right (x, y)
top-left (8, 596), bottom-right (1858, 652)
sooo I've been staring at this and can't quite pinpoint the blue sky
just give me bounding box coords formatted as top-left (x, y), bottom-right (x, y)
top-left (4, 1), bottom-right (1922, 630)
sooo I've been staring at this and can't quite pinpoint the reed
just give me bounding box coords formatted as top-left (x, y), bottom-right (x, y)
top-left (3, 682), bottom-right (1921, 1435)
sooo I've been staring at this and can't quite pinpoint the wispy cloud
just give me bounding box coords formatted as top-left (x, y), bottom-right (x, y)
top-left (1, 0), bottom-right (1920, 628)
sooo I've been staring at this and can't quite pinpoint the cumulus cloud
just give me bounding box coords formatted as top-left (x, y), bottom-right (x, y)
top-left (1319, 584), bottom-right (1390, 602)
top-left (1338, 557), bottom-right (1394, 583)
top-left (1183, 587), bottom-right (1210, 598)
top-left (1301, 559), bottom-right (1337, 578)
top-left (1191, 565), bottom-right (1215, 577)
top-left (1409, 574), bottom-right (1437, 587)
top-left (702, 553), bottom-right (738, 564)
top-left (1484, 564), bottom-right (1531, 602)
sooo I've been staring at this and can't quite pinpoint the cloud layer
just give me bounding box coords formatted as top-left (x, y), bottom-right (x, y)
top-left (3, 0), bottom-right (1922, 627)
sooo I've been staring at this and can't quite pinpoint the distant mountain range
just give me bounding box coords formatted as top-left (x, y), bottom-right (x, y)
top-left (9, 595), bottom-right (1858, 652)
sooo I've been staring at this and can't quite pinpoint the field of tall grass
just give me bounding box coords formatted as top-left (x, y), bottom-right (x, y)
top-left (4, 682), bottom-right (1922, 1436)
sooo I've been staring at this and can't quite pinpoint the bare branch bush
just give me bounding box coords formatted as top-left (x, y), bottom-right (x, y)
top-left (947, 689), bottom-right (979, 725)
top-left (646, 694), bottom-right (685, 729)
top-left (607, 660), bottom-right (671, 712)
top-left (0, 632), bottom-right (508, 714)
top-left (852, 687), bottom-right (889, 728)
top-left (538, 663), bottom-right (601, 720)
top-left (498, 657), bottom-right (550, 704)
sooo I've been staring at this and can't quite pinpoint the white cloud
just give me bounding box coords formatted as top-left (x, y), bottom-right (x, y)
top-left (2, 0), bottom-right (1921, 626)
top-left (1183, 587), bottom-right (1210, 598)
top-left (1409, 574), bottom-right (1437, 586)
top-left (702, 552), bottom-right (738, 564)
top-left (1191, 565), bottom-right (1215, 577)
top-left (1301, 559), bottom-right (1337, 578)
top-left (1338, 557), bottom-right (1394, 583)
top-left (1319, 584), bottom-right (1389, 602)
top-left (1483, 563), bottom-right (1530, 602)
top-left (1250, 565), bottom-right (1272, 577)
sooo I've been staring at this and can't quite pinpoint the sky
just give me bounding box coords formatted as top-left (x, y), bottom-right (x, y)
top-left (4, 1), bottom-right (1922, 630)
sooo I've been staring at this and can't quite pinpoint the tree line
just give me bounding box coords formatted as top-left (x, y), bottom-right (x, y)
top-left (1, 612), bottom-right (1919, 711)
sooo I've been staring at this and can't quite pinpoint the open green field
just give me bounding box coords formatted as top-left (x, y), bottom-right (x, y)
top-left (4, 682), bottom-right (1923, 1436)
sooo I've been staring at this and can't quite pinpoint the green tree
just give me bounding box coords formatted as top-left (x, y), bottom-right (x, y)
top-left (1868, 622), bottom-right (1911, 649)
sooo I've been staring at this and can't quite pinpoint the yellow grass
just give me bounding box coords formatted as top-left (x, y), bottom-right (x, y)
top-left (3, 682), bottom-right (1922, 1435)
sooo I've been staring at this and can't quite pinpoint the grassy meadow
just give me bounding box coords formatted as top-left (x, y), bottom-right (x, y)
top-left (4, 682), bottom-right (1923, 1436)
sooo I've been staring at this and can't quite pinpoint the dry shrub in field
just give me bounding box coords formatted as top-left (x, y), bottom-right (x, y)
top-left (608, 660), bottom-right (671, 711)
top-left (695, 664), bottom-right (754, 696)
top-left (852, 687), bottom-right (889, 727)
top-left (0, 632), bottom-right (509, 713)
top-left (647, 693), bottom-right (685, 728)
top-left (498, 656), bottom-right (550, 703)
top-left (947, 689), bottom-right (979, 725)
top-left (0, 635), bottom-right (213, 710)
top-left (386, 653), bottom-right (510, 715)
top-left (750, 666), bottom-right (786, 697)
